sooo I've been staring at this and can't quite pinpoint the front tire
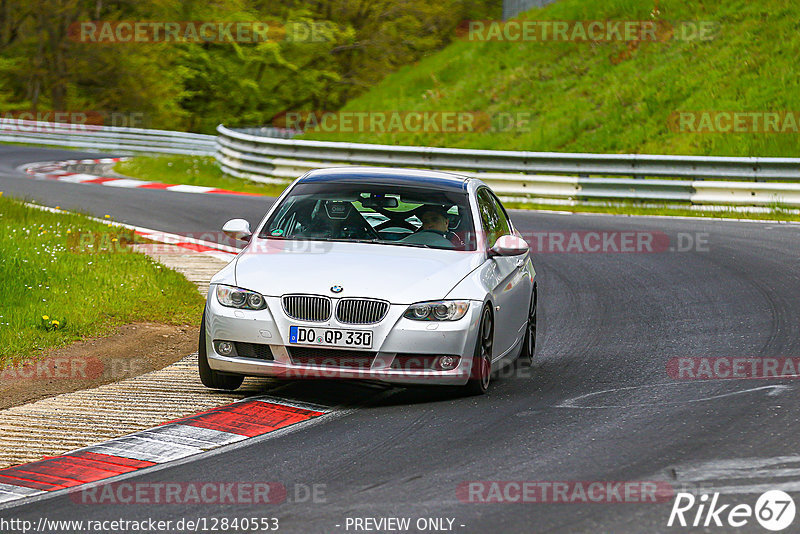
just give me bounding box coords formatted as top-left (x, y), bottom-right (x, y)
top-left (462, 306), bottom-right (493, 396)
top-left (198, 313), bottom-right (244, 391)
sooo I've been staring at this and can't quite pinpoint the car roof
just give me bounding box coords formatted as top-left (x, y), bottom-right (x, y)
top-left (298, 167), bottom-right (470, 192)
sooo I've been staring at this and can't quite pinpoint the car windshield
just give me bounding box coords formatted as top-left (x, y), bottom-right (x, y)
top-left (260, 182), bottom-right (476, 251)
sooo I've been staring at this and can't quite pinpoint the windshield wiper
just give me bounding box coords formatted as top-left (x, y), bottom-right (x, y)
top-left (266, 236), bottom-right (381, 244)
top-left (398, 242), bottom-right (433, 249)
top-left (260, 235), bottom-right (436, 248)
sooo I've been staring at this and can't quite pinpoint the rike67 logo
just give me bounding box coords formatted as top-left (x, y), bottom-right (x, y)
top-left (668, 490), bottom-right (796, 531)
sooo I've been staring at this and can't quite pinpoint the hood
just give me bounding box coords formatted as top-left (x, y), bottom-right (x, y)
top-left (233, 239), bottom-right (483, 304)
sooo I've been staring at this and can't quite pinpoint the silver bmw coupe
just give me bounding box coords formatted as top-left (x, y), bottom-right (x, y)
top-left (200, 167), bottom-right (537, 395)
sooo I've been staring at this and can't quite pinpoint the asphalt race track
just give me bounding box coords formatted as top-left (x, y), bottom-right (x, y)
top-left (2, 146), bottom-right (800, 533)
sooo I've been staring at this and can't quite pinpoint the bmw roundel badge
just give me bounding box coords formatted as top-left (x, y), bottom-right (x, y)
top-left (331, 285), bottom-right (343, 294)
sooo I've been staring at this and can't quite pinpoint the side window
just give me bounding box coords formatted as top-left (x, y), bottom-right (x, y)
top-left (488, 192), bottom-right (512, 238)
top-left (477, 189), bottom-right (501, 248)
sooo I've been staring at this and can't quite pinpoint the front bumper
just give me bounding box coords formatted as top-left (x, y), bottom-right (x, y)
top-left (204, 292), bottom-right (483, 386)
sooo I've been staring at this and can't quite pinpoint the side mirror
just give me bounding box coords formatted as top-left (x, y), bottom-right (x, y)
top-left (489, 234), bottom-right (529, 257)
top-left (222, 219), bottom-right (252, 241)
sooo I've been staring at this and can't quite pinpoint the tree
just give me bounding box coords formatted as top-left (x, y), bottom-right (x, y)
top-left (0, 0), bottom-right (501, 131)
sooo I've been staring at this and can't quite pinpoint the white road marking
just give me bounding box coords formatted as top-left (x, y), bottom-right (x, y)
top-left (664, 456), bottom-right (800, 495)
top-left (82, 435), bottom-right (204, 463)
top-left (102, 179), bottom-right (153, 188)
top-left (252, 396), bottom-right (332, 413)
top-left (675, 456), bottom-right (800, 481)
top-left (708, 480), bottom-right (800, 495)
top-left (52, 173), bottom-right (98, 183)
top-left (0, 483), bottom-right (44, 503)
top-left (555, 382), bottom-right (791, 409)
top-left (164, 184), bottom-right (215, 193)
top-left (19, 159), bottom-right (250, 199)
top-left (135, 424), bottom-right (248, 448)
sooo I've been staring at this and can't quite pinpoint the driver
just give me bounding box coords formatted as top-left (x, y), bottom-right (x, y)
top-left (418, 205), bottom-right (450, 235)
top-left (400, 204), bottom-right (456, 248)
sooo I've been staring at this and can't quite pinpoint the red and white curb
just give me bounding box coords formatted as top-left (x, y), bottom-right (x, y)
top-left (26, 201), bottom-right (240, 261)
top-left (0, 398), bottom-right (327, 505)
top-left (131, 228), bottom-right (239, 260)
top-left (23, 158), bottom-right (261, 197)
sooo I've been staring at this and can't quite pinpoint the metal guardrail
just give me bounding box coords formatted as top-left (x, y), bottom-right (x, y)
top-left (0, 118), bottom-right (216, 156)
top-left (233, 126), bottom-right (301, 139)
top-left (3, 119), bottom-right (798, 208)
top-left (503, 0), bottom-right (558, 20)
top-left (215, 125), bottom-right (800, 207)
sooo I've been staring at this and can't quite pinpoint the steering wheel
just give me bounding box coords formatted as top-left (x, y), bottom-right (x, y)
top-left (376, 219), bottom-right (417, 232)
top-left (342, 220), bottom-right (381, 240)
top-left (414, 228), bottom-right (464, 249)
top-left (447, 231), bottom-right (464, 249)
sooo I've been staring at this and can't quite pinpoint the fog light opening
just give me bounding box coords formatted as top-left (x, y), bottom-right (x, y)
top-left (216, 341), bottom-right (235, 356)
top-left (437, 355), bottom-right (459, 371)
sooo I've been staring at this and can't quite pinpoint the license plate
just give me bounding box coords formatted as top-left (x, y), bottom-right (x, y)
top-left (288, 326), bottom-right (373, 349)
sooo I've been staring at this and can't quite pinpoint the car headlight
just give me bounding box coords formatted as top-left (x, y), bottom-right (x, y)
top-left (216, 285), bottom-right (267, 310)
top-left (404, 300), bottom-right (470, 321)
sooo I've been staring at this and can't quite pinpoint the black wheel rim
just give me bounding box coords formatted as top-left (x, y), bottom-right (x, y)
top-left (480, 310), bottom-right (493, 389)
top-left (527, 290), bottom-right (537, 355)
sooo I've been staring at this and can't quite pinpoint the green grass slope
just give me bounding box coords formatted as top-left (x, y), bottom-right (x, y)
top-left (0, 194), bottom-right (203, 361)
top-left (303, 0), bottom-right (800, 157)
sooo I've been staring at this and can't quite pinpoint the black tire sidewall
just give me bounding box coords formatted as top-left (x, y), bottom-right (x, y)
top-left (520, 287), bottom-right (537, 364)
top-left (463, 306), bottom-right (492, 395)
top-left (198, 311), bottom-right (244, 390)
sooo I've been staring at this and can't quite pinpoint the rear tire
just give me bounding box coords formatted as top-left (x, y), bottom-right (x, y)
top-left (199, 313), bottom-right (244, 391)
top-left (462, 306), bottom-right (493, 396)
top-left (519, 285), bottom-right (537, 366)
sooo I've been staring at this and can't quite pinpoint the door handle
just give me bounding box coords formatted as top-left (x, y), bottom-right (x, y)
top-left (516, 258), bottom-right (525, 268)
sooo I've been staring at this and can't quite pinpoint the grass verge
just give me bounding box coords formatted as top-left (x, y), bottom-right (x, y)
top-left (0, 193), bottom-right (204, 364)
top-left (114, 155), bottom-right (289, 197)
